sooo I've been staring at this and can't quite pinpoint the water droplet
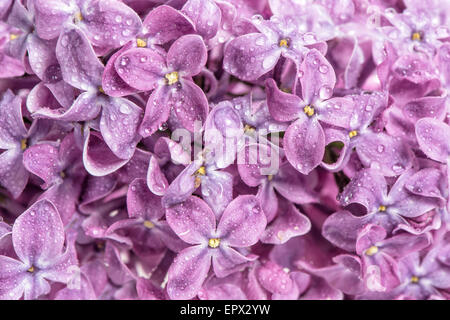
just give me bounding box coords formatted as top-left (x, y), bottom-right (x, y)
top-left (319, 65), bottom-right (329, 73)
top-left (262, 55), bottom-right (277, 70)
top-left (319, 86), bottom-right (332, 100)
top-left (377, 145), bottom-right (385, 153)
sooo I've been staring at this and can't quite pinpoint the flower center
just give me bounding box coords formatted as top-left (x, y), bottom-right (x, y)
top-left (365, 245), bottom-right (378, 256)
top-left (279, 38), bottom-right (289, 48)
top-left (98, 86), bottom-right (105, 94)
top-left (20, 139), bottom-right (27, 151)
top-left (165, 71), bottom-right (179, 85)
top-left (27, 266), bottom-right (34, 273)
top-left (349, 130), bottom-right (358, 138)
top-left (74, 12), bottom-right (83, 22)
top-left (9, 34), bottom-right (18, 41)
top-left (411, 32), bottom-right (422, 41)
top-left (60, 171), bottom-right (66, 179)
top-left (304, 105), bottom-right (315, 117)
top-left (208, 238), bottom-right (220, 248)
top-left (193, 166), bottom-right (206, 188)
top-left (267, 174), bottom-right (273, 181)
top-left (411, 276), bottom-right (419, 283)
top-left (244, 124), bottom-right (256, 133)
top-left (143, 220), bottom-right (154, 229)
top-left (195, 166), bottom-right (206, 176)
top-left (378, 205), bottom-right (387, 212)
top-left (136, 38), bottom-right (147, 47)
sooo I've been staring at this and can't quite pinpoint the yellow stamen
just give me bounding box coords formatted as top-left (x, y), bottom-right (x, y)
top-left (280, 87), bottom-right (291, 93)
top-left (378, 205), bottom-right (386, 212)
top-left (304, 105), bottom-right (315, 117)
top-left (165, 71), bottom-right (179, 85)
top-left (75, 12), bottom-right (83, 22)
top-left (244, 124), bottom-right (255, 133)
top-left (349, 130), bottom-right (358, 138)
top-left (365, 245), bottom-right (378, 256)
top-left (208, 238), bottom-right (220, 248)
top-left (194, 176), bottom-right (202, 188)
top-left (27, 266), bottom-right (34, 273)
top-left (279, 39), bottom-right (289, 48)
top-left (196, 166), bottom-right (206, 176)
top-left (267, 174), bottom-right (273, 181)
top-left (20, 139), bottom-right (27, 151)
top-left (60, 171), bottom-right (66, 179)
top-left (143, 220), bottom-right (154, 229)
top-left (9, 34), bottom-right (18, 41)
top-left (411, 32), bottom-right (421, 41)
top-left (411, 276), bottom-right (419, 283)
top-left (98, 86), bottom-right (105, 94)
top-left (136, 38), bottom-right (147, 47)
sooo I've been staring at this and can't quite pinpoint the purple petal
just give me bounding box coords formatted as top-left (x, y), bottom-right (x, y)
top-left (0, 255), bottom-right (27, 300)
top-left (299, 49), bottom-right (336, 104)
top-left (79, 0), bottom-right (142, 49)
top-left (172, 80), bottom-right (209, 132)
top-left (201, 170), bottom-right (234, 219)
top-left (284, 117), bottom-right (325, 174)
top-left (34, 0), bottom-right (75, 40)
top-left (339, 168), bottom-right (386, 213)
top-left (99, 97), bottom-right (142, 160)
top-left (217, 195), bottom-right (266, 248)
top-left (260, 201), bottom-right (311, 245)
top-left (0, 90), bottom-right (27, 149)
top-left (0, 149), bottom-right (29, 198)
top-left (356, 132), bottom-right (414, 177)
top-left (257, 181), bottom-right (278, 222)
top-left (162, 161), bottom-right (200, 208)
top-left (272, 162), bottom-right (318, 204)
top-left (224, 33), bottom-right (281, 81)
top-left (147, 155), bottom-right (169, 196)
top-left (23, 144), bottom-right (61, 189)
top-left (265, 78), bottom-right (302, 122)
top-left (318, 97), bottom-right (355, 128)
top-left (82, 129), bottom-right (129, 176)
top-left (212, 246), bottom-right (255, 278)
top-left (143, 5), bottom-right (196, 45)
top-left (102, 43), bottom-right (140, 97)
top-left (0, 53), bottom-right (25, 78)
top-left (114, 48), bottom-right (166, 91)
top-left (139, 86), bottom-right (171, 137)
top-left (127, 178), bottom-right (164, 221)
top-left (415, 118), bottom-right (450, 163)
top-left (181, 0), bottom-right (221, 40)
top-left (166, 195), bottom-right (215, 244)
top-left (322, 210), bottom-right (371, 252)
top-left (31, 91), bottom-right (102, 122)
top-left (167, 245), bottom-right (211, 300)
top-left (12, 199), bottom-right (64, 266)
top-left (56, 24), bottom-right (104, 91)
top-left (257, 261), bottom-right (293, 294)
top-left (167, 34), bottom-right (207, 76)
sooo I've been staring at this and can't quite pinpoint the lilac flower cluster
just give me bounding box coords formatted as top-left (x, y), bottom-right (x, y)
top-left (0, 0), bottom-right (450, 300)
